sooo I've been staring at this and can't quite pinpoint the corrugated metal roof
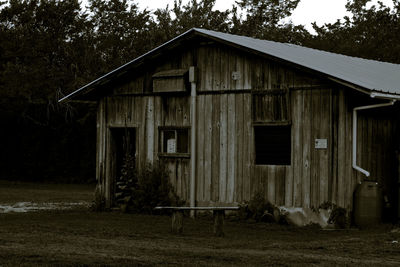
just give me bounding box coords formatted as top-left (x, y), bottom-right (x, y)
top-left (60, 28), bottom-right (400, 101)
top-left (195, 28), bottom-right (400, 96)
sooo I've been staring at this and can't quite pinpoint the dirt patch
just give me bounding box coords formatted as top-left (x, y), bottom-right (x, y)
top-left (0, 211), bottom-right (400, 266)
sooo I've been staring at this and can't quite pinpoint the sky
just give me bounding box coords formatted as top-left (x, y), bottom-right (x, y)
top-left (131, 0), bottom-right (395, 33)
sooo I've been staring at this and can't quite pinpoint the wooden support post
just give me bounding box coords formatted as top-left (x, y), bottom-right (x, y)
top-left (171, 210), bottom-right (184, 234)
top-left (213, 210), bottom-right (225, 237)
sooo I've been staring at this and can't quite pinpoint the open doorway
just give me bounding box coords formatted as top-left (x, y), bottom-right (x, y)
top-left (109, 127), bottom-right (136, 206)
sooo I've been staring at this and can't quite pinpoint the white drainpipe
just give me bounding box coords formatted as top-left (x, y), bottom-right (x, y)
top-left (353, 100), bottom-right (396, 178)
top-left (189, 67), bottom-right (197, 217)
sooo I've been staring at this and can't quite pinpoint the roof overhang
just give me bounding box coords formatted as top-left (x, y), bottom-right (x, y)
top-left (59, 28), bottom-right (201, 102)
top-left (328, 77), bottom-right (400, 100)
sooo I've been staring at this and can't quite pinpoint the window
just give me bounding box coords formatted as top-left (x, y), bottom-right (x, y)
top-left (159, 127), bottom-right (189, 156)
top-left (254, 125), bottom-right (291, 165)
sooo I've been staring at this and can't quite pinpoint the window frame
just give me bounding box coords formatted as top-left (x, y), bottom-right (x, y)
top-left (158, 126), bottom-right (190, 158)
top-left (253, 122), bottom-right (292, 166)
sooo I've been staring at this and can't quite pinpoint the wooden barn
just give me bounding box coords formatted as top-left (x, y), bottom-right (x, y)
top-left (61, 28), bottom-right (400, 219)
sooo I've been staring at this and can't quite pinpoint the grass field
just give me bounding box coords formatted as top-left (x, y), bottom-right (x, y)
top-left (1, 181), bottom-right (400, 266)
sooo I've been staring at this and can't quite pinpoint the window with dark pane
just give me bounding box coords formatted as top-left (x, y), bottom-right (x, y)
top-left (160, 128), bottom-right (189, 154)
top-left (176, 129), bottom-right (188, 153)
top-left (162, 130), bottom-right (176, 153)
top-left (254, 125), bottom-right (291, 165)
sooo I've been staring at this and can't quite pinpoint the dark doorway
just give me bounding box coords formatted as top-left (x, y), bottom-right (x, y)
top-left (110, 128), bottom-right (136, 205)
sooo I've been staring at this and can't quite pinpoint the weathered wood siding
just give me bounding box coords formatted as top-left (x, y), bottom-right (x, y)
top-left (97, 95), bottom-right (191, 206)
top-left (194, 44), bottom-right (339, 207)
top-left (355, 108), bottom-right (398, 209)
top-left (96, 42), bottom-right (397, 210)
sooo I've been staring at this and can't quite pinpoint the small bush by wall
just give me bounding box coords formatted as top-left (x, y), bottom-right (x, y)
top-left (319, 201), bottom-right (348, 229)
top-left (114, 159), bottom-right (182, 214)
top-left (90, 185), bottom-right (106, 212)
top-left (239, 191), bottom-right (278, 222)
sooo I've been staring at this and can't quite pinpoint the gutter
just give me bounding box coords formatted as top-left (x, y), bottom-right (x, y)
top-left (352, 99), bottom-right (396, 178)
top-left (370, 92), bottom-right (400, 100)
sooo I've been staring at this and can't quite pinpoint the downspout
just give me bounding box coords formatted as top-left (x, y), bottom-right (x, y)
top-left (189, 66), bottom-right (197, 217)
top-left (353, 100), bottom-right (396, 179)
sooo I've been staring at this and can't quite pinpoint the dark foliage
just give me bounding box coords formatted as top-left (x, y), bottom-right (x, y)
top-left (116, 160), bottom-right (182, 214)
top-left (319, 201), bottom-right (348, 229)
top-left (310, 0), bottom-right (400, 63)
top-left (239, 191), bottom-right (277, 222)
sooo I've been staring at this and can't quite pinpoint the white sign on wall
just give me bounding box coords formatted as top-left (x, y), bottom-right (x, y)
top-left (315, 139), bottom-right (328, 149)
top-left (167, 138), bottom-right (176, 153)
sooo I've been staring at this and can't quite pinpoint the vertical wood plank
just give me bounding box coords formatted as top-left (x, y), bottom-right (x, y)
top-left (367, 116), bottom-right (373, 179)
top-left (176, 159), bottom-right (182, 197)
top-left (267, 166), bottom-right (276, 204)
top-left (331, 89), bottom-right (339, 204)
top-left (196, 96), bottom-right (205, 202)
top-left (235, 94), bottom-right (244, 202)
top-left (167, 159), bottom-right (177, 193)
top-left (251, 58), bottom-right (263, 90)
top-left (243, 94), bottom-right (253, 200)
top-left (104, 123), bottom-right (111, 207)
top-left (337, 89), bottom-right (346, 207)
top-left (243, 56), bottom-right (251, 90)
top-left (345, 92), bottom-right (354, 210)
top-left (311, 89), bottom-right (321, 208)
top-left (277, 166), bottom-right (286, 206)
top-left (97, 99), bottom-right (107, 196)
top-left (285, 164), bottom-right (293, 207)
top-left (184, 159), bottom-right (190, 201)
top-left (183, 97), bottom-right (190, 126)
top-left (146, 96), bottom-right (154, 163)
top-left (204, 94), bottom-right (213, 202)
top-left (227, 94), bottom-right (236, 203)
top-left (206, 46), bottom-right (214, 91)
top-left (375, 118), bottom-right (382, 183)
top-left (234, 53), bottom-right (243, 90)
top-left (220, 47), bottom-right (229, 90)
top-left (292, 90), bottom-right (303, 207)
top-left (198, 46), bottom-right (207, 91)
top-left (320, 90), bottom-right (331, 205)
top-left (219, 94), bottom-right (228, 202)
top-left (213, 46), bottom-right (221, 91)
top-left (154, 96), bottom-right (162, 159)
top-left (302, 89), bottom-right (311, 208)
top-left (137, 97), bottom-right (145, 169)
top-left (211, 95), bottom-right (220, 201)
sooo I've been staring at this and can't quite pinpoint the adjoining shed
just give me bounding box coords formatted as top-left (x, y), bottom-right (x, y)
top-left (61, 28), bottom-right (400, 221)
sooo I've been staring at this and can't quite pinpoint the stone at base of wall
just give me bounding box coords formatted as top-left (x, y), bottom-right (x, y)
top-left (280, 207), bottom-right (331, 228)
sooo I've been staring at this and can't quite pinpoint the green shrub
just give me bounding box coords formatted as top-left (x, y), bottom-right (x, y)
top-left (319, 201), bottom-right (348, 229)
top-left (329, 206), bottom-right (348, 229)
top-left (116, 160), bottom-right (183, 214)
top-left (90, 185), bottom-right (106, 212)
top-left (240, 191), bottom-right (276, 222)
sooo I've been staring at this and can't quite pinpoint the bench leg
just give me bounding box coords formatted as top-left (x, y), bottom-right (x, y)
top-left (171, 210), bottom-right (184, 234)
top-left (213, 210), bottom-right (225, 237)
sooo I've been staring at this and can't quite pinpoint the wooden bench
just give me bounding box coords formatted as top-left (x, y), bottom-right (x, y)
top-left (154, 206), bottom-right (239, 237)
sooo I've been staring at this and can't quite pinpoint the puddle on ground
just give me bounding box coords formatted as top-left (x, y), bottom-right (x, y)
top-left (0, 202), bottom-right (90, 213)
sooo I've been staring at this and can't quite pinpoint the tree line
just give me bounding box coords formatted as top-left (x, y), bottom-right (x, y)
top-left (0, 0), bottom-right (399, 182)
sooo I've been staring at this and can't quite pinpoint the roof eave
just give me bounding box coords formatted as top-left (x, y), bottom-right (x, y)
top-left (58, 28), bottom-right (200, 102)
top-left (329, 76), bottom-right (400, 100)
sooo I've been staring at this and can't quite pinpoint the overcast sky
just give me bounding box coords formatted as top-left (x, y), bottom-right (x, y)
top-left (129, 0), bottom-right (394, 33)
